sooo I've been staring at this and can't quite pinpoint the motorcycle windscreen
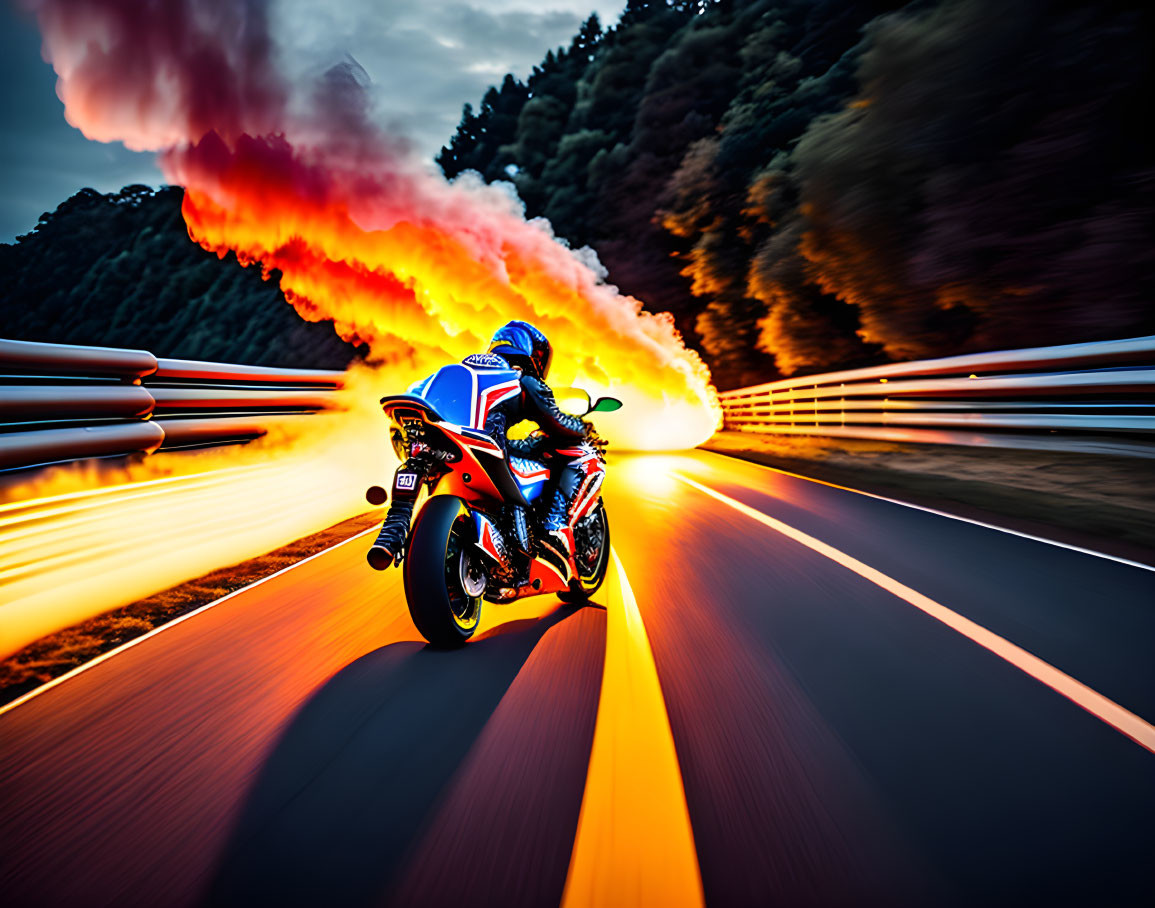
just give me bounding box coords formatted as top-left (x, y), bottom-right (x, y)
top-left (415, 363), bottom-right (521, 429)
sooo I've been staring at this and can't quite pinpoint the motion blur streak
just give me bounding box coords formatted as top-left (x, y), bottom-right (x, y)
top-left (562, 550), bottom-right (704, 908)
top-left (21, 0), bottom-right (719, 450)
top-left (0, 377), bottom-right (395, 657)
top-left (0, 526), bottom-right (382, 718)
top-left (675, 475), bottom-right (1155, 755)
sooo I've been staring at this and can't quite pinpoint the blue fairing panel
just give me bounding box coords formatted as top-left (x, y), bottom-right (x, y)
top-left (413, 363), bottom-right (521, 429)
top-left (518, 480), bottom-right (545, 503)
top-left (406, 374), bottom-right (434, 396)
top-left (509, 456), bottom-right (549, 502)
top-left (414, 365), bottom-right (473, 427)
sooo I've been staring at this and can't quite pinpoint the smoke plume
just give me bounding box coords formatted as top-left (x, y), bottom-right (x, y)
top-left (22, 0), bottom-right (719, 448)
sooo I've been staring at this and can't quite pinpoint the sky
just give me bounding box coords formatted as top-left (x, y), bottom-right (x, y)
top-left (0, 0), bottom-right (625, 241)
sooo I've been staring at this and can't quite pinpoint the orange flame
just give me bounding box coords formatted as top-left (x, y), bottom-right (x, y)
top-left (164, 135), bottom-right (719, 449)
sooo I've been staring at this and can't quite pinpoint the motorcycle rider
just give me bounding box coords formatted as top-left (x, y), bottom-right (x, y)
top-left (367, 320), bottom-right (591, 571)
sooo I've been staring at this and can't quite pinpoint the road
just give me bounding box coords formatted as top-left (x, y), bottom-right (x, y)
top-left (2, 450), bottom-right (1153, 907)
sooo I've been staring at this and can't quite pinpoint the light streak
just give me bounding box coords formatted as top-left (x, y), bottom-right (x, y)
top-left (0, 372), bottom-right (398, 657)
top-left (0, 525), bottom-right (382, 718)
top-left (697, 448), bottom-right (1155, 574)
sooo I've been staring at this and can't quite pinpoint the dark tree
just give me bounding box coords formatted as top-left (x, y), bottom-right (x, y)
top-left (439, 0), bottom-right (1154, 388)
top-left (1, 186), bottom-right (360, 368)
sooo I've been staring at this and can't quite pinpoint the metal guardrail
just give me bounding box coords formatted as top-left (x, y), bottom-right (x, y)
top-left (718, 335), bottom-right (1155, 455)
top-left (0, 338), bottom-right (345, 471)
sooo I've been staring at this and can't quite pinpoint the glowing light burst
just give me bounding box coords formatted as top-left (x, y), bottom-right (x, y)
top-left (0, 369), bottom-right (400, 655)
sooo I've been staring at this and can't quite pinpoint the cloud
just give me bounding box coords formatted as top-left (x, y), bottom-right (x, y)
top-left (1, 1), bottom-right (624, 240)
top-left (16, 0), bottom-right (718, 447)
top-left (274, 1), bottom-right (625, 157)
top-left (0, 5), bottom-right (161, 239)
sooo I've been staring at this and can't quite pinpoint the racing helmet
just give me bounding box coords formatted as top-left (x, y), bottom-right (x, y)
top-left (487, 320), bottom-right (553, 380)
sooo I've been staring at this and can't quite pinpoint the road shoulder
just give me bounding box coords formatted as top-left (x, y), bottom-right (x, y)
top-left (0, 509), bottom-right (383, 708)
top-left (703, 432), bottom-right (1155, 568)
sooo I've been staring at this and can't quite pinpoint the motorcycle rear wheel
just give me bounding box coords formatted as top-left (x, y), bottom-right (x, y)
top-left (558, 501), bottom-right (610, 603)
top-left (403, 496), bottom-right (483, 647)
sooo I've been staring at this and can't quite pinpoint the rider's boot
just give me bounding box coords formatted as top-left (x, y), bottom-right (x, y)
top-left (367, 498), bottom-right (414, 569)
top-left (367, 459), bottom-right (424, 570)
top-left (539, 463), bottom-right (581, 562)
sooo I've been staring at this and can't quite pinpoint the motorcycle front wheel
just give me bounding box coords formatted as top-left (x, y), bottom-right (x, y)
top-left (403, 496), bottom-right (483, 647)
top-left (558, 500), bottom-right (610, 603)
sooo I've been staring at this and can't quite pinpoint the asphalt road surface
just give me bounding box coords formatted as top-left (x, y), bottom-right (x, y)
top-left (2, 450), bottom-right (1153, 907)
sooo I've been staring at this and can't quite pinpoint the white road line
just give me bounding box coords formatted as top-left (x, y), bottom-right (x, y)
top-left (561, 549), bottom-right (704, 908)
top-left (0, 525), bottom-right (380, 719)
top-left (700, 449), bottom-right (1155, 574)
top-left (676, 474), bottom-right (1155, 756)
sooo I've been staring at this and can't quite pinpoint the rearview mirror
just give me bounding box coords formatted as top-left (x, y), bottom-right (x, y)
top-left (590, 396), bottom-right (623, 413)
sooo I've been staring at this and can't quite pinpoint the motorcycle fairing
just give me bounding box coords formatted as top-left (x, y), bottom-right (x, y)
top-left (572, 471), bottom-right (605, 521)
top-left (469, 507), bottom-right (572, 598)
top-left (411, 362), bottom-right (522, 430)
top-left (563, 443), bottom-right (605, 522)
top-left (526, 552), bottom-right (570, 594)
top-left (471, 511), bottom-right (511, 570)
top-left (508, 456), bottom-right (549, 502)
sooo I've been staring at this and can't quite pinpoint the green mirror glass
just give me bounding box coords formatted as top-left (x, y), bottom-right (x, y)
top-left (590, 396), bottom-right (623, 413)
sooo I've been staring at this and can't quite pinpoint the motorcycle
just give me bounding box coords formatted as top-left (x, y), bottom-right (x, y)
top-left (371, 357), bottom-right (621, 646)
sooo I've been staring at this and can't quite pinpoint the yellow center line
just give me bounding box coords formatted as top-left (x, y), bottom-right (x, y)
top-left (675, 473), bottom-right (1155, 756)
top-left (561, 549), bottom-right (705, 908)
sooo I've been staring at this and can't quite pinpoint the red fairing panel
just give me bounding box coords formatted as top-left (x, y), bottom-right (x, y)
top-left (566, 446), bottom-right (606, 525)
top-left (473, 380), bottom-right (521, 428)
top-left (526, 554), bottom-right (570, 595)
top-left (570, 471), bottom-right (605, 522)
top-left (434, 425), bottom-right (504, 503)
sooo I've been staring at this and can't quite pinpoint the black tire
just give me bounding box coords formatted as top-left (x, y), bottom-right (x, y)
top-left (558, 501), bottom-right (610, 603)
top-left (403, 496), bottom-right (483, 647)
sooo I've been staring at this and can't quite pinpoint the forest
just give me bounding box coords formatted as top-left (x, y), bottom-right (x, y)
top-left (440, 0), bottom-right (1154, 388)
top-left (0, 185), bottom-right (360, 368)
top-left (3, 0), bottom-right (1152, 389)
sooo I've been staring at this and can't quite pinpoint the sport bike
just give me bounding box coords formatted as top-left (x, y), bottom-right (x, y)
top-left (373, 358), bottom-right (621, 646)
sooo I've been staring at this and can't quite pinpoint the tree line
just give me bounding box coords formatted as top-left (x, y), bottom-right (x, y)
top-left (0, 185), bottom-right (360, 368)
top-left (440, 0), bottom-right (1154, 389)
